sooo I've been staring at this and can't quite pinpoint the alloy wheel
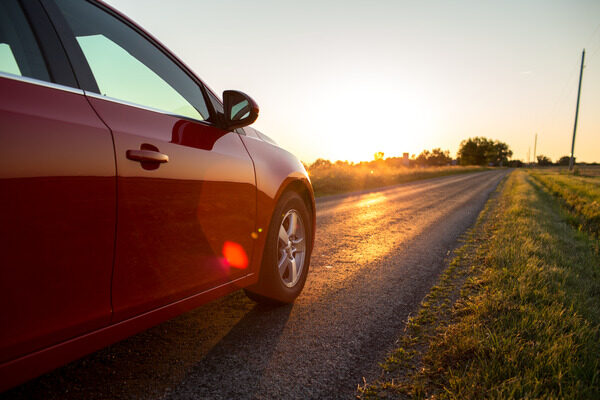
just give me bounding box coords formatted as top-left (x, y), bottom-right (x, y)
top-left (277, 209), bottom-right (306, 288)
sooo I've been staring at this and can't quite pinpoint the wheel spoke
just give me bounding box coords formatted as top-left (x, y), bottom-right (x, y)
top-left (287, 212), bottom-right (298, 237)
top-left (289, 257), bottom-right (297, 284)
top-left (279, 224), bottom-right (289, 244)
top-left (278, 252), bottom-right (289, 275)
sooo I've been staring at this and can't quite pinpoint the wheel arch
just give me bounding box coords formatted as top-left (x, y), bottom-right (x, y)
top-left (246, 178), bottom-right (315, 302)
top-left (273, 178), bottom-right (316, 242)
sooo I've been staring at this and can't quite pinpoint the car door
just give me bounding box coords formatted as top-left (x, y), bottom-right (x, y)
top-left (50, 0), bottom-right (257, 321)
top-left (0, 0), bottom-right (115, 363)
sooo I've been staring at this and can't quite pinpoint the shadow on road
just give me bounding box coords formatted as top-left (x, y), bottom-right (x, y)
top-left (166, 301), bottom-right (293, 399)
top-left (2, 291), bottom-right (292, 400)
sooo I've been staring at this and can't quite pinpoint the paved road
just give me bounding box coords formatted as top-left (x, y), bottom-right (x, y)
top-left (3, 170), bottom-right (509, 400)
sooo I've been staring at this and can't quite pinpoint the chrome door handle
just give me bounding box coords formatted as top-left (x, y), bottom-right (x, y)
top-left (126, 149), bottom-right (169, 163)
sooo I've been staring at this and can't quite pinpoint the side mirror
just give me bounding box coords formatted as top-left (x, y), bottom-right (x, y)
top-left (223, 90), bottom-right (259, 130)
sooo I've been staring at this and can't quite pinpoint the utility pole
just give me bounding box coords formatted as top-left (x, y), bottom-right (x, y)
top-left (533, 133), bottom-right (537, 165)
top-left (570, 49), bottom-right (585, 171)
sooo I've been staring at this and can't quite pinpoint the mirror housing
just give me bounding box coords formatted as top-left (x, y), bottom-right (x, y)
top-left (222, 90), bottom-right (259, 131)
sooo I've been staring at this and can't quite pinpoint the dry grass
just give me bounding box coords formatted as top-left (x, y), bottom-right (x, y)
top-left (576, 165), bottom-right (600, 177)
top-left (308, 162), bottom-right (488, 197)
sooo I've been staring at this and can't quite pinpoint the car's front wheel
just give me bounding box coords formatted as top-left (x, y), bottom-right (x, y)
top-left (245, 191), bottom-right (312, 304)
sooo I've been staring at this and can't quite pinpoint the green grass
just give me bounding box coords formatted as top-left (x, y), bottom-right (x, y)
top-left (359, 170), bottom-right (600, 399)
top-left (529, 169), bottom-right (600, 237)
top-left (308, 164), bottom-right (488, 197)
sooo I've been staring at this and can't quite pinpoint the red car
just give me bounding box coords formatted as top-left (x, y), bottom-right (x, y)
top-left (0, 0), bottom-right (315, 391)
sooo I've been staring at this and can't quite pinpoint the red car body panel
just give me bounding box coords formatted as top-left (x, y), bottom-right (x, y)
top-left (0, 0), bottom-right (315, 392)
top-left (85, 96), bottom-right (257, 322)
top-left (0, 77), bottom-right (116, 364)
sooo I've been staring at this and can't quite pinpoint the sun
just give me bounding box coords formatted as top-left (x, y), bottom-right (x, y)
top-left (306, 84), bottom-right (435, 162)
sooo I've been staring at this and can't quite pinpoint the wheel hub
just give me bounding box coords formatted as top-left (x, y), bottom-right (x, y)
top-left (286, 243), bottom-right (296, 258)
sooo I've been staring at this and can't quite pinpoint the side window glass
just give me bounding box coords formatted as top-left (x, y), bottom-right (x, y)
top-left (54, 0), bottom-right (209, 121)
top-left (0, 0), bottom-right (50, 82)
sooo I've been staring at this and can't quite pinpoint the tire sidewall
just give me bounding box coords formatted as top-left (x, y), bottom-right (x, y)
top-left (260, 191), bottom-right (312, 303)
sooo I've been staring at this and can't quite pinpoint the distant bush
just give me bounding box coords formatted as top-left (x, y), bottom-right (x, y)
top-left (507, 159), bottom-right (524, 168)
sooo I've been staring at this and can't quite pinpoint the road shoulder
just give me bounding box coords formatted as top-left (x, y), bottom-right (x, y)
top-left (358, 170), bottom-right (600, 399)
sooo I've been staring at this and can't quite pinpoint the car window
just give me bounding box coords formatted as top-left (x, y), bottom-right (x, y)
top-left (0, 0), bottom-right (51, 82)
top-left (54, 0), bottom-right (209, 121)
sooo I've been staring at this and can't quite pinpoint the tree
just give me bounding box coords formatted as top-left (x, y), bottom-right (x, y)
top-left (428, 148), bottom-right (452, 166)
top-left (310, 158), bottom-right (332, 169)
top-left (457, 137), bottom-right (489, 165)
top-left (536, 155), bottom-right (552, 166)
top-left (457, 137), bottom-right (513, 166)
top-left (416, 150), bottom-right (430, 166)
top-left (487, 140), bottom-right (512, 166)
top-left (557, 156), bottom-right (573, 166)
top-left (335, 160), bottom-right (351, 167)
top-left (373, 152), bottom-right (385, 161)
top-left (415, 148), bottom-right (452, 166)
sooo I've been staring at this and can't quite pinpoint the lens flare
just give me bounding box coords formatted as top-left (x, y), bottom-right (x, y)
top-left (222, 241), bottom-right (248, 269)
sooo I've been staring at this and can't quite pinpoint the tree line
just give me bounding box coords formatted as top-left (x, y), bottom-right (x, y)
top-left (535, 155), bottom-right (575, 166)
top-left (308, 136), bottom-right (516, 169)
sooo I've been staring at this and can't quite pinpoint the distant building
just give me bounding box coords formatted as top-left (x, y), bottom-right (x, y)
top-left (402, 152), bottom-right (409, 167)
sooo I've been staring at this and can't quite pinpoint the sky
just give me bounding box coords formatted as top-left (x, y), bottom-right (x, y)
top-left (104, 0), bottom-right (600, 164)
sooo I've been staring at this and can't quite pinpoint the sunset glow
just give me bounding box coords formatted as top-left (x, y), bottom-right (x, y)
top-left (106, 0), bottom-right (600, 164)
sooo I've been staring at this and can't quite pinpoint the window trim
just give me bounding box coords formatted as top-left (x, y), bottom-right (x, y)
top-left (0, 70), bottom-right (84, 95)
top-left (41, 0), bottom-right (219, 124)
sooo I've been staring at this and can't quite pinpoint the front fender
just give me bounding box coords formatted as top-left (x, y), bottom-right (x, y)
top-left (239, 135), bottom-right (316, 281)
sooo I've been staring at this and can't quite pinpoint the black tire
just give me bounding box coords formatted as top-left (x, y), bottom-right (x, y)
top-left (245, 191), bottom-right (313, 305)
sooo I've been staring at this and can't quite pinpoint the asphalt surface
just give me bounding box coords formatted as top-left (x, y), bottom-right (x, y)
top-left (3, 169), bottom-right (509, 400)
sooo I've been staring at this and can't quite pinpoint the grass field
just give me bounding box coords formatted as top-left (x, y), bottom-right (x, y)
top-left (308, 163), bottom-right (488, 197)
top-left (574, 165), bottom-right (600, 177)
top-left (530, 169), bottom-right (600, 238)
top-left (359, 170), bottom-right (600, 399)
